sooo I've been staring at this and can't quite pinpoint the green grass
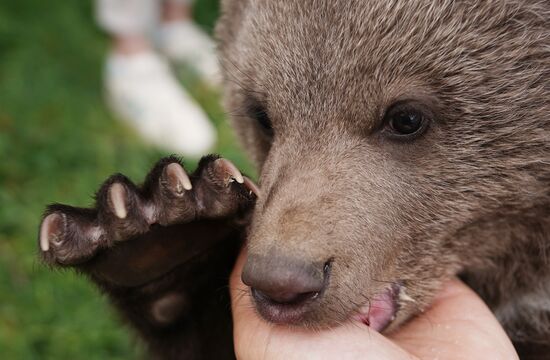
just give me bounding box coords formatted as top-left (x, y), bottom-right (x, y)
top-left (0, 1), bottom-right (251, 358)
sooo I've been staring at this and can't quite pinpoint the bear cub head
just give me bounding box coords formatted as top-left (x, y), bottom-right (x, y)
top-left (216, 0), bottom-right (549, 331)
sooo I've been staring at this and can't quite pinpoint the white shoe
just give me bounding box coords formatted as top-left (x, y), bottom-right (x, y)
top-left (157, 20), bottom-right (221, 86)
top-left (104, 51), bottom-right (216, 157)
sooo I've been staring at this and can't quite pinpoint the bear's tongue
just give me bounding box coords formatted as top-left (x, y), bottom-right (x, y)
top-left (352, 287), bottom-right (398, 332)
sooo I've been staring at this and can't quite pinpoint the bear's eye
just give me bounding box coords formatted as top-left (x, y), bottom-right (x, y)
top-left (383, 102), bottom-right (429, 139)
top-left (247, 101), bottom-right (273, 136)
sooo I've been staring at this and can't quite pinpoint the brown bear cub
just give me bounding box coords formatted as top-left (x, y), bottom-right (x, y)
top-left (38, 1), bottom-right (549, 359)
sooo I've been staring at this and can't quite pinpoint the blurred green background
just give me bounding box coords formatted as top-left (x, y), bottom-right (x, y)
top-left (0, 1), bottom-right (252, 358)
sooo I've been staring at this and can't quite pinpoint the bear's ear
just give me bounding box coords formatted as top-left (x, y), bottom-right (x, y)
top-left (215, 0), bottom-right (249, 45)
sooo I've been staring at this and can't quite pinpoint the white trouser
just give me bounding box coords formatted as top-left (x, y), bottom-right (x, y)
top-left (96, 0), bottom-right (192, 36)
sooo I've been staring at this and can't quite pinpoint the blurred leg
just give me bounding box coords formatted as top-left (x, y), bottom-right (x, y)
top-left (158, 0), bottom-right (221, 85)
top-left (95, 0), bottom-right (217, 157)
top-left (96, 0), bottom-right (158, 37)
top-left (162, 0), bottom-right (193, 22)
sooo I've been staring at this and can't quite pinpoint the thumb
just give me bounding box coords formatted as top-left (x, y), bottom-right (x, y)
top-left (390, 278), bottom-right (518, 360)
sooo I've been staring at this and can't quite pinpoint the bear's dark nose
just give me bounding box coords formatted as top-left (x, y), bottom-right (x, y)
top-left (242, 254), bottom-right (329, 320)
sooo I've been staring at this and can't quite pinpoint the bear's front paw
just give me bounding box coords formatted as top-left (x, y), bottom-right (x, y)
top-left (38, 155), bottom-right (257, 287)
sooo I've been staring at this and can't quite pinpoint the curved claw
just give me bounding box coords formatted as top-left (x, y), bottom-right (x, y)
top-left (215, 158), bottom-right (244, 184)
top-left (165, 162), bottom-right (193, 193)
top-left (110, 183), bottom-right (128, 219)
top-left (243, 177), bottom-right (261, 198)
top-left (40, 212), bottom-right (65, 252)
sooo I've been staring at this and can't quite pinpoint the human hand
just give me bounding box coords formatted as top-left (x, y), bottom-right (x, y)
top-left (230, 250), bottom-right (518, 360)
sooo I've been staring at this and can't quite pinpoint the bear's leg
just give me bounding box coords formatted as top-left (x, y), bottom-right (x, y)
top-left (38, 155), bottom-right (258, 360)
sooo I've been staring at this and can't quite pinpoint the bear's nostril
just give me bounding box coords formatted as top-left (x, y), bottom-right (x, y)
top-left (252, 287), bottom-right (320, 305)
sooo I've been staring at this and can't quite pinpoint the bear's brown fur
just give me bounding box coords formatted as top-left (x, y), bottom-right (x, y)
top-left (218, 0), bottom-right (550, 345)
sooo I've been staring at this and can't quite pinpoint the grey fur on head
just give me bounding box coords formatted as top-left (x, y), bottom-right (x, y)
top-left (217, 0), bottom-right (549, 345)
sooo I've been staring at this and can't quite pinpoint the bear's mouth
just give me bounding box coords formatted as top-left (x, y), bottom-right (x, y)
top-left (352, 283), bottom-right (401, 332)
